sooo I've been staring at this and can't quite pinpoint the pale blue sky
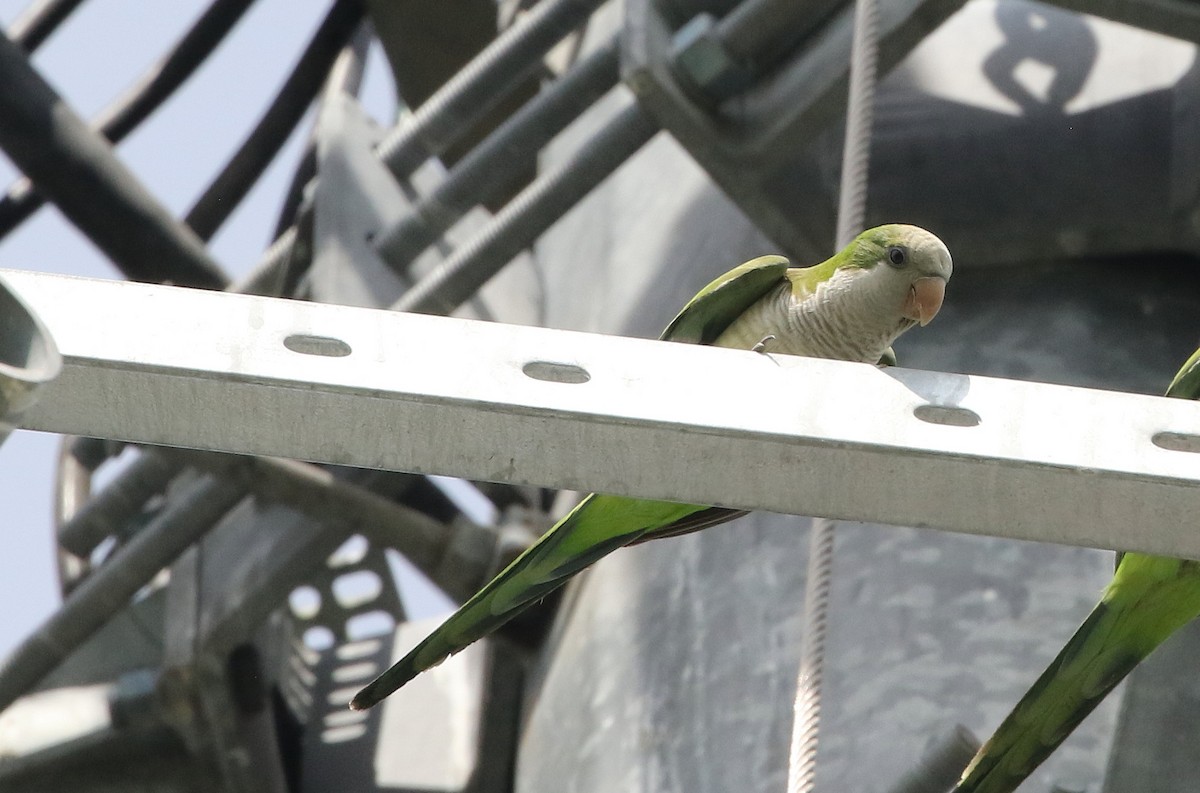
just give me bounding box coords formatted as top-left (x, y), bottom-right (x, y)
top-left (0, 0), bottom-right (397, 659)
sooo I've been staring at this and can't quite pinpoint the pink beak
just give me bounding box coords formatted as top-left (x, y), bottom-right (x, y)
top-left (902, 277), bottom-right (946, 327)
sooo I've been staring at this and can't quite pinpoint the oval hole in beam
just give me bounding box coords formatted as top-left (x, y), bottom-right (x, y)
top-left (523, 360), bottom-right (590, 384)
top-left (913, 404), bottom-right (981, 428)
top-left (1152, 431), bottom-right (1200, 454)
top-left (284, 334), bottom-right (352, 358)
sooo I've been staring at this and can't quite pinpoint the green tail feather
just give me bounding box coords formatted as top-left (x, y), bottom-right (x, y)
top-left (954, 555), bottom-right (1200, 793)
top-left (351, 494), bottom-right (705, 709)
top-left (952, 602), bottom-right (1144, 793)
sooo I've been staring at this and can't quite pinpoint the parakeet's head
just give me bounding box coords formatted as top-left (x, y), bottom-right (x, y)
top-left (782, 224), bottom-right (952, 363)
top-left (844, 223), bottom-right (953, 328)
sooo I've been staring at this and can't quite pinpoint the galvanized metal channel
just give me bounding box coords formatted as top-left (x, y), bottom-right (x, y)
top-left (8, 268), bottom-right (1200, 560)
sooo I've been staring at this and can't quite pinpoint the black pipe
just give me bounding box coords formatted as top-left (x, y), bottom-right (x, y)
top-left (0, 0), bottom-right (259, 239)
top-left (0, 31), bottom-right (228, 288)
top-left (184, 0), bottom-right (365, 241)
top-left (7, 0), bottom-right (87, 53)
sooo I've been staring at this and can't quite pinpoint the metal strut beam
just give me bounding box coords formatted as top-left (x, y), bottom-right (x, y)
top-left (8, 268), bottom-right (1200, 560)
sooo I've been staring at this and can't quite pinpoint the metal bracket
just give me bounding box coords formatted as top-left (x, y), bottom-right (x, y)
top-left (620, 0), bottom-right (969, 256)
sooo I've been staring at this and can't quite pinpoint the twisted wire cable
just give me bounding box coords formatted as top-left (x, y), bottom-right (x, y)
top-left (787, 0), bottom-right (880, 790)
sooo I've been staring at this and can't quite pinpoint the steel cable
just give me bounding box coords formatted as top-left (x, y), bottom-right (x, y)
top-left (787, 0), bottom-right (880, 790)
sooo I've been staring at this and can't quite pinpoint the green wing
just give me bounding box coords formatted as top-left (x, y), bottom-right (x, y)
top-left (956, 345), bottom-right (1200, 793)
top-left (659, 255), bottom-right (790, 344)
top-left (635, 255), bottom-right (792, 535)
top-left (1167, 346), bottom-right (1200, 399)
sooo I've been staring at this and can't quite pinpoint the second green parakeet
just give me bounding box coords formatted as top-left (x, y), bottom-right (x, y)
top-left (953, 348), bottom-right (1200, 793)
top-left (351, 223), bottom-right (952, 710)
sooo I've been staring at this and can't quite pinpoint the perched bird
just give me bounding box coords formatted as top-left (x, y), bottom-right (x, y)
top-left (350, 223), bottom-right (952, 710)
top-left (953, 349), bottom-right (1200, 793)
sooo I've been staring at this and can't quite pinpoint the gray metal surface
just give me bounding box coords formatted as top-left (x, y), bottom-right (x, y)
top-left (9, 269), bottom-right (1200, 563)
top-left (1045, 0), bottom-right (1200, 41)
top-left (309, 92), bottom-right (412, 308)
top-left (309, 82), bottom-right (545, 324)
top-left (0, 273), bottom-right (60, 449)
top-left (372, 620), bottom-right (488, 790)
top-left (161, 541), bottom-right (290, 793)
top-left (0, 694), bottom-right (196, 793)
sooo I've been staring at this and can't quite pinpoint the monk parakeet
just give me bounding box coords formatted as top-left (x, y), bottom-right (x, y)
top-left (350, 223), bottom-right (952, 710)
top-left (953, 349), bottom-right (1200, 793)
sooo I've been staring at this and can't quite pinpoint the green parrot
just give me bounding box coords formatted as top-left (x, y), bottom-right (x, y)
top-left (350, 223), bottom-right (952, 711)
top-left (953, 348), bottom-right (1200, 793)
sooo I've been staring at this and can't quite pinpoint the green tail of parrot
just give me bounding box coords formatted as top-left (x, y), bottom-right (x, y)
top-left (350, 493), bottom-right (710, 710)
top-left (953, 555), bottom-right (1200, 793)
top-left (954, 347), bottom-right (1200, 793)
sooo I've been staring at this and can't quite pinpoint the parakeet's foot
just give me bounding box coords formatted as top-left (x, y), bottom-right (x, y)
top-left (752, 334), bottom-right (776, 354)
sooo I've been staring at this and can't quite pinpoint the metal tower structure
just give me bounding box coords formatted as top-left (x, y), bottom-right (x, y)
top-left (3, 1), bottom-right (1200, 791)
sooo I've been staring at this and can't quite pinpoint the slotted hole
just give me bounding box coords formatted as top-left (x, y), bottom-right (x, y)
top-left (913, 404), bottom-right (980, 428)
top-left (332, 661), bottom-right (378, 683)
top-left (290, 637), bottom-right (320, 668)
top-left (303, 626), bottom-right (335, 651)
top-left (325, 709), bottom-right (368, 727)
top-left (283, 677), bottom-right (313, 710)
top-left (327, 687), bottom-right (361, 707)
top-left (522, 360), bottom-right (590, 384)
top-left (328, 535), bottom-right (369, 568)
top-left (1152, 431), bottom-right (1200, 453)
top-left (322, 724), bottom-right (367, 743)
top-left (332, 571), bottom-right (382, 610)
top-left (288, 653), bottom-right (317, 685)
top-left (336, 639), bottom-right (382, 661)
top-left (345, 610), bottom-right (395, 641)
top-left (284, 333), bottom-right (352, 358)
top-left (289, 586), bottom-right (322, 620)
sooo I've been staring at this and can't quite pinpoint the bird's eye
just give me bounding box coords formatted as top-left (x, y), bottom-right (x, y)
top-left (886, 246), bottom-right (907, 268)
